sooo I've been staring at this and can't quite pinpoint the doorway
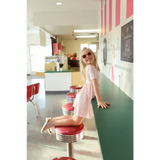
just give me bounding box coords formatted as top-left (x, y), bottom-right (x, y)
top-left (29, 45), bottom-right (51, 75)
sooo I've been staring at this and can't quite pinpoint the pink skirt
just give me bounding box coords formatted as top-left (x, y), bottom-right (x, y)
top-left (73, 83), bottom-right (95, 119)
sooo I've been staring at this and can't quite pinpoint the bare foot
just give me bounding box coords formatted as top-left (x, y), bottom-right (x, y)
top-left (48, 128), bottom-right (53, 135)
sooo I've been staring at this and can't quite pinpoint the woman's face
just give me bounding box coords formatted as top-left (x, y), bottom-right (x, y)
top-left (81, 49), bottom-right (95, 65)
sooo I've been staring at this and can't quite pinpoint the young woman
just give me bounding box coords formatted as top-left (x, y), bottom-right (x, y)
top-left (41, 47), bottom-right (110, 134)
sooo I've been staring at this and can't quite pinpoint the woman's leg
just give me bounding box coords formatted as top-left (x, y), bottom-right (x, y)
top-left (53, 114), bottom-right (83, 127)
top-left (46, 115), bottom-right (73, 134)
top-left (43, 114), bottom-right (84, 131)
top-left (52, 115), bottom-right (72, 121)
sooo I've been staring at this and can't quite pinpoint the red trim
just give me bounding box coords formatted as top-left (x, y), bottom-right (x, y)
top-left (55, 123), bottom-right (84, 135)
top-left (70, 85), bottom-right (82, 89)
top-left (116, 0), bottom-right (121, 27)
top-left (109, 0), bottom-right (112, 32)
top-left (67, 92), bottom-right (76, 98)
top-left (126, 0), bottom-right (133, 19)
top-left (104, 0), bottom-right (107, 35)
top-left (62, 103), bottom-right (74, 111)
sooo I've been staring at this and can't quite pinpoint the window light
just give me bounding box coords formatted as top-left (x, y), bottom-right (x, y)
top-left (76, 36), bottom-right (96, 38)
top-left (74, 29), bottom-right (98, 33)
top-left (56, 2), bottom-right (62, 5)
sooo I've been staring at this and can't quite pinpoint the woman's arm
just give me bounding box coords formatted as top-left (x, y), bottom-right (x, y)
top-left (92, 79), bottom-right (110, 109)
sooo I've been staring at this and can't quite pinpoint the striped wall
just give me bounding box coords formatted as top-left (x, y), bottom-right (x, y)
top-left (100, 0), bottom-right (133, 37)
top-left (98, 0), bottom-right (134, 99)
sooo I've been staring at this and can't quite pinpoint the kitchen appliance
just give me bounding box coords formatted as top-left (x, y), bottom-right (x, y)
top-left (45, 55), bottom-right (68, 71)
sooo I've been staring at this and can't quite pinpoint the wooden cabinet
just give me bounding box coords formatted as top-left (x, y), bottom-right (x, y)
top-left (36, 71), bottom-right (45, 77)
top-left (71, 72), bottom-right (85, 86)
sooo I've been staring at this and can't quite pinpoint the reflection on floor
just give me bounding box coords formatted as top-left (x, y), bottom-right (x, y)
top-left (27, 78), bottom-right (102, 160)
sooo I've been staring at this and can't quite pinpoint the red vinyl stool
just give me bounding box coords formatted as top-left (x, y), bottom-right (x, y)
top-left (55, 123), bottom-right (84, 158)
top-left (70, 85), bottom-right (82, 93)
top-left (66, 92), bottom-right (76, 102)
top-left (52, 157), bottom-right (76, 160)
top-left (62, 103), bottom-right (74, 115)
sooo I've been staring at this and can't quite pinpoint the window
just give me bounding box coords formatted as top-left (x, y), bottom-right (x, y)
top-left (30, 45), bottom-right (51, 71)
top-left (89, 44), bottom-right (97, 52)
top-left (81, 44), bottom-right (89, 51)
top-left (80, 44), bottom-right (97, 52)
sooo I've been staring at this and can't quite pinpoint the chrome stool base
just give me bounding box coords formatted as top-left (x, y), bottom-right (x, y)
top-left (62, 109), bottom-right (74, 115)
top-left (66, 97), bottom-right (75, 103)
top-left (56, 132), bottom-right (84, 158)
top-left (56, 131), bottom-right (84, 143)
top-left (70, 88), bottom-right (80, 93)
top-left (67, 143), bottom-right (73, 158)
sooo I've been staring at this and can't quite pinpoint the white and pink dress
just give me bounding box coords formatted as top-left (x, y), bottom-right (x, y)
top-left (73, 65), bottom-right (100, 119)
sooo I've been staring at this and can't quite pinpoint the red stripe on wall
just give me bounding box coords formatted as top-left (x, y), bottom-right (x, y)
top-left (126, 0), bottom-right (133, 19)
top-left (116, 0), bottom-right (121, 27)
top-left (104, 0), bottom-right (107, 35)
top-left (109, 0), bottom-right (112, 32)
top-left (101, 0), bottom-right (103, 37)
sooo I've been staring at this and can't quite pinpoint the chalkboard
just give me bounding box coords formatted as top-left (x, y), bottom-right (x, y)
top-left (121, 20), bottom-right (133, 63)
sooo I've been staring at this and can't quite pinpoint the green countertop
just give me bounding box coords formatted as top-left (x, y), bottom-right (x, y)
top-left (45, 70), bottom-right (72, 73)
top-left (91, 72), bottom-right (133, 160)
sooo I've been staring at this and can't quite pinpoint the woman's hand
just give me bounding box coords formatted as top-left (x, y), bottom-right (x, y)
top-left (91, 79), bottom-right (110, 109)
top-left (98, 100), bottom-right (110, 109)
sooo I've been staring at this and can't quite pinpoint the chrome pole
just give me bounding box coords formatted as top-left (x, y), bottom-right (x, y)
top-left (67, 143), bottom-right (73, 158)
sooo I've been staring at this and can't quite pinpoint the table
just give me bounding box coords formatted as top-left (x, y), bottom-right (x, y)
top-left (91, 72), bottom-right (133, 160)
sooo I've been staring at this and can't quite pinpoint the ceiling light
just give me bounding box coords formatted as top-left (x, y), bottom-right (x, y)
top-left (76, 36), bottom-right (96, 38)
top-left (56, 2), bottom-right (62, 5)
top-left (74, 29), bottom-right (98, 33)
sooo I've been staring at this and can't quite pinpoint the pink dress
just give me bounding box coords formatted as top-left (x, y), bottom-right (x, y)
top-left (73, 65), bottom-right (100, 119)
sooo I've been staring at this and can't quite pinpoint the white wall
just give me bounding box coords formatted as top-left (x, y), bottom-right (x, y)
top-left (27, 32), bottom-right (51, 75)
top-left (60, 38), bottom-right (97, 57)
top-left (97, 0), bottom-right (133, 99)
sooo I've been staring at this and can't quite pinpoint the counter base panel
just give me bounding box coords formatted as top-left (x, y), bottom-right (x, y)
top-left (45, 72), bottom-right (72, 91)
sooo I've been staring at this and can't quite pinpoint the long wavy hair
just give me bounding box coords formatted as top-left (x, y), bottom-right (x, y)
top-left (80, 47), bottom-right (100, 80)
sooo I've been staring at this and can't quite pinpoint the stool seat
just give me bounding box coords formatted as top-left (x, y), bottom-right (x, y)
top-left (55, 123), bottom-right (84, 135)
top-left (55, 123), bottom-right (84, 143)
top-left (70, 85), bottom-right (82, 89)
top-left (62, 103), bottom-right (74, 111)
top-left (70, 85), bottom-right (82, 92)
top-left (66, 92), bottom-right (76, 98)
top-left (55, 123), bottom-right (84, 158)
top-left (66, 92), bottom-right (76, 103)
top-left (52, 157), bottom-right (76, 160)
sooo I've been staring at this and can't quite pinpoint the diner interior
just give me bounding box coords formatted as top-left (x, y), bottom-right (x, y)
top-left (26, 0), bottom-right (134, 160)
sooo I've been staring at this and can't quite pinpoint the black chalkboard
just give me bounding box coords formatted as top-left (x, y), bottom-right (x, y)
top-left (121, 20), bottom-right (133, 63)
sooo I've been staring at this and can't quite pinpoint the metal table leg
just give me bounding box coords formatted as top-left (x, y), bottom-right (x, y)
top-left (24, 112), bottom-right (29, 124)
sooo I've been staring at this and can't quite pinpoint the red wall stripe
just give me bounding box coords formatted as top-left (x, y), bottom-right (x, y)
top-left (116, 0), bottom-right (121, 27)
top-left (101, 0), bottom-right (103, 37)
top-left (104, 0), bottom-right (107, 35)
top-left (126, 0), bottom-right (133, 19)
top-left (109, 0), bottom-right (112, 32)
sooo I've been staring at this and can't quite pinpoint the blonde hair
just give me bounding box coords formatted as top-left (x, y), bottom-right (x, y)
top-left (80, 47), bottom-right (100, 80)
